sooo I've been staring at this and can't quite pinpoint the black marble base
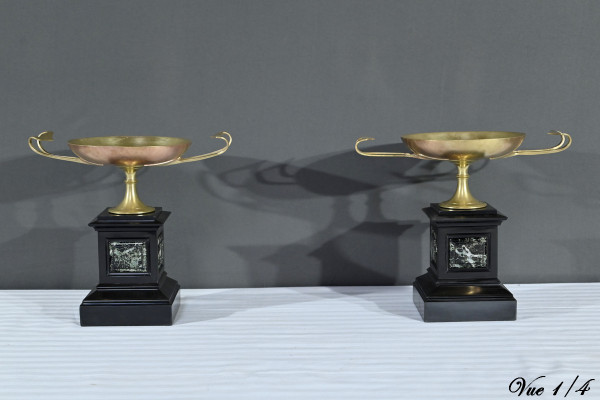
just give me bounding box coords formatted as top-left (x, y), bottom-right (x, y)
top-left (81, 207), bottom-right (180, 326)
top-left (414, 203), bottom-right (515, 322)
top-left (80, 272), bottom-right (180, 326)
top-left (413, 270), bottom-right (516, 322)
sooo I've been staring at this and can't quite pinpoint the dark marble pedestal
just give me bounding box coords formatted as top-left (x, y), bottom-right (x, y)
top-left (413, 204), bottom-right (516, 322)
top-left (79, 208), bottom-right (180, 326)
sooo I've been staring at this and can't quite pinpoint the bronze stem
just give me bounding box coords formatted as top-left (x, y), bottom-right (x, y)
top-left (108, 166), bottom-right (155, 215)
top-left (439, 159), bottom-right (487, 210)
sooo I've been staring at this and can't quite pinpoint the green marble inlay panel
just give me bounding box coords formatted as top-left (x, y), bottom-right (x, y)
top-left (108, 240), bottom-right (149, 274)
top-left (158, 233), bottom-right (164, 270)
top-left (448, 236), bottom-right (488, 270)
top-left (430, 228), bottom-right (438, 263)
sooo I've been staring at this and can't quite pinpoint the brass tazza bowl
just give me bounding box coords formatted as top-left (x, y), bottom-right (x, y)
top-left (68, 136), bottom-right (193, 167)
top-left (355, 131), bottom-right (571, 209)
top-left (29, 131), bottom-right (232, 215)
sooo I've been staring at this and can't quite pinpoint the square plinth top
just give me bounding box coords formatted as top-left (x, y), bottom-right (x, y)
top-left (425, 203), bottom-right (507, 224)
top-left (89, 208), bottom-right (171, 228)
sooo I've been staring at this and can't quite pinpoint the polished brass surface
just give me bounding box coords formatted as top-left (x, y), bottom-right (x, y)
top-left (108, 166), bottom-right (155, 215)
top-left (28, 131), bottom-right (102, 165)
top-left (355, 131), bottom-right (572, 210)
top-left (166, 132), bottom-right (232, 164)
top-left (402, 131), bottom-right (525, 161)
top-left (28, 131), bottom-right (232, 215)
top-left (68, 136), bottom-right (192, 166)
top-left (439, 159), bottom-right (487, 209)
top-left (355, 137), bottom-right (433, 159)
top-left (490, 130), bottom-right (571, 159)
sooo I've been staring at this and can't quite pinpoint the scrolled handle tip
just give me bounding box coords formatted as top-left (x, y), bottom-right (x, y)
top-left (168, 131), bottom-right (232, 165)
top-left (492, 129), bottom-right (572, 159)
top-left (355, 137), bottom-right (374, 155)
top-left (211, 131), bottom-right (232, 145)
top-left (356, 137), bottom-right (375, 143)
top-left (28, 131), bottom-right (54, 142)
top-left (548, 130), bottom-right (572, 150)
top-left (38, 131), bottom-right (54, 141)
top-left (549, 130), bottom-right (572, 149)
top-left (28, 130), bottom-right (99, 165)
top-left (548, 130), bottom-right (570, 139)
top-left (355, 136), bottom-right (428, 159)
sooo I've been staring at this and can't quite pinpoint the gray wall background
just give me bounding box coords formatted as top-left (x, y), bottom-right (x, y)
top-left (1, 0), bottom-right (598, 289)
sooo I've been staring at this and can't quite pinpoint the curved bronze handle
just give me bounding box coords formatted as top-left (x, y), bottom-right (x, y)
top-left (355, 137), bottom-right (442, 160)
top-left (167, 131), bottom-right (232, 165)
top-left (491, 131), bottom-right (572, 160)
top-left (28, 131), bottom-right (102, 165)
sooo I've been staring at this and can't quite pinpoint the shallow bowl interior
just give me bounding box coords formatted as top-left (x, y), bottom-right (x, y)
top-left (68, 136), bottom-right (192, 166)
top-left (401, 131), bottom-right (525, 161)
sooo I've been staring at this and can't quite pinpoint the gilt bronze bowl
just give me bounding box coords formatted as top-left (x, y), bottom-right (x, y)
top-left (29, 131), bottom-right (232, 214)
top-left (356, 131), bottom-right (571, 209)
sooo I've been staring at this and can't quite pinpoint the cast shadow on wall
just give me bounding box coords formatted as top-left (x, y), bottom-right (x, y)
top-left (512, 150), bottom-right (600, 283)
top-left (196, 143), bottom-right (489, 287)
top-left (0, 151), bottom-right (116, 204)
top-left (0, 152), bottom-right (120, 288)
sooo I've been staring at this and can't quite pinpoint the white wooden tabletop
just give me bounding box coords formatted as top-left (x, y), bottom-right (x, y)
top-left (1, 284), bottom-right (598, 399)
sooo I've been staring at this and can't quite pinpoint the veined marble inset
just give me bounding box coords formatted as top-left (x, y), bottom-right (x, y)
top-left (448, 236), bottom-right (488, 270)
top-left (108, 240), bottom-right (149, 274)
top-left (430, 228), bottom-right (438, 264)
top-left (158, 233), bottom-right (164, 270)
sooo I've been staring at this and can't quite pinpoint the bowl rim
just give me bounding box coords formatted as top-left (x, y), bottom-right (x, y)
top-left (401, 131), bottom-right (525, 141)
top-left (67, 136), bottom-right (192, 147)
